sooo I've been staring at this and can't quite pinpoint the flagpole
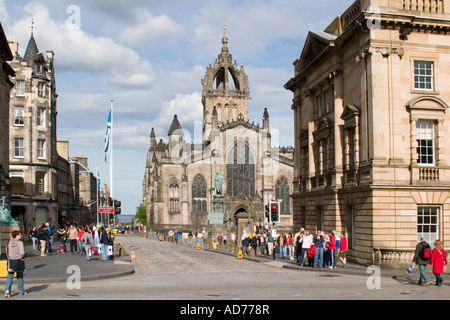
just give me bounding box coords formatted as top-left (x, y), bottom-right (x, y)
top-left (96, 165), bottom-right (99, 226)
top-left (110, 99), bottom-right (113, 196)
top-left (110, 100), bottom-right (113, 222)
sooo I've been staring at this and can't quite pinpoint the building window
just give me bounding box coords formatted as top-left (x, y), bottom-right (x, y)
top-left (10, 176), bottom-right (24, 195)
top-left (414, 61), bottom-right (434, 91)
top-left (417, 206), bottom-right (439, 245)
top-left (37, 108), bottom-right (46, 127)
top-left (16, 80), bottom-right (25, 96)
top-left (192, 175), bottom-right (207, 212)
top-left (14, 138), bottom-right (24, 158)
top-left (35, 171), bottom-right (46, 195)
top-left (275, 177), bottom-right (290, 215)
top-left (38, 82), bottom-right (46, 98)
top-left (325, 90), bottom-right (330, 114)
top-left (416, 120), bottom-right (435, 165)
top-left (227, 140), bottom-right (255, 196)
top-left (14, 107), bottom-right (24, 126)
top-left (37, 139), bottom-right (46, 159)
top-left (316, 94), bottom-right (322, 118)
top-left (169, 179), bottom-right (180, 212)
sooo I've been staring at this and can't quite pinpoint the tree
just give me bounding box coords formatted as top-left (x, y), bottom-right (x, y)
top-left (135, 203), bottom-right (147, 225)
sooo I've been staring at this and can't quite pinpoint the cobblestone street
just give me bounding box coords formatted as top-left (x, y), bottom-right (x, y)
top-left (9, 234), bottom-right (449, 306)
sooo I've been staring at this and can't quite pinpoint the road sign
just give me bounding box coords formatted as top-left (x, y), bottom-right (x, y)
top-left (99, 206), bottom-right (114, 213)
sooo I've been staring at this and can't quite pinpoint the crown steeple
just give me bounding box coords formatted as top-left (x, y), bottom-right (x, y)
top-left (201, 26), bottom-right (250, 141)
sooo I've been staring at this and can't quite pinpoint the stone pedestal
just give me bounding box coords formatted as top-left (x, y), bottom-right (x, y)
top-left (207, 195), bottom-right (225, 226)
top-left (207, 194), bottom-right (227, 243)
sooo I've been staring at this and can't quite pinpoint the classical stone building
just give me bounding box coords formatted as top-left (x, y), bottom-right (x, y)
top-left (0, 23), bottom-right (14, 202)
top-left (143, 30), bottom-right (294, 243)
top-left (285, 0), bottom-right (450, 265)
top-left (7, 34), bottom-right (58, 229)
top-left (71, 156), bottom-right (98, 225)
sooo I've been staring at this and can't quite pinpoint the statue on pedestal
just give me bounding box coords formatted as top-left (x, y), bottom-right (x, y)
top-left (1, 196), bottom-right (19, 226)
top-left (208, 171), bottom-right (225, 226)
top-left (214, 171), bottom-right (223, 196)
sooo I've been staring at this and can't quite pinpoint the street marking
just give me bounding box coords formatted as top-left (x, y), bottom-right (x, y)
top-left (123, 246), bottom-right (147, 274)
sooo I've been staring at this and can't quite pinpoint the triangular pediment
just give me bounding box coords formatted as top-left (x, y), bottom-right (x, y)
top-left (297, 31), bottom-right (337, 71)
top-left (341, 104), bottom-right (360, 121)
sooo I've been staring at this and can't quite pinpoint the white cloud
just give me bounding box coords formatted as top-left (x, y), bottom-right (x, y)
top-left (0, 0), bottom-right (9, 26)
top-left (5, 2), bottom-right (155, 88)
top-left (119, 11), bottom-right (184, 46)
top-left (157, 91), bottom-right (203, 130)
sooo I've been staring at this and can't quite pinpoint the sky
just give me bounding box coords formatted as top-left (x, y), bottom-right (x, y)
top-left (1, 0), bottom-right (355, 215)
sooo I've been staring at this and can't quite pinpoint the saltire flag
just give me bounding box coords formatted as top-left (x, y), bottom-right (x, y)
top-left (96, 166), bottom-right (100, 191)
top-left (104, 108), bottom-right (111, 162)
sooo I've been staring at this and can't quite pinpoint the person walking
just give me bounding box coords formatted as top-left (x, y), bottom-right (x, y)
top-left (259, 234), bottom-right (266, 255)
top-left (302, 232), bottom-right (314, 267)
top-left (45, 223), bottom-right (53, 253)
top-left (100, 227), bottom-right (109, 261)
top-left (278, 233), bottom-right (286, 259)
top-left (29, 227), bottom-right (38, 251)
top-left (81, 228), bottom-right (94, 261)
top-left (267, 230), bottom-right (274, 256)
top-left (313, 231), bottom-right (325, 268)
top-left (241, 230), bottom-right (250, 256)
top-left (5, 230), bottom-right (27, 297)
top-left (77, 227), bottom-right (84, 255)
top-left (328, 231), bottom-right (336, 269)
top-left (57, 226), bottom-right (68, 253)
top-left (334, 232), bottom-right (340, 268)
top-left (430, 239), bottom-right (447, 286)
top-left (413, 235), bottom-right (432, 286)
top-left (37, 224), bottom-right (48, 256)
top-left (251, 233), bottom-right (258, 257)
top-left (339, 233), bottom-right (348, 267)
top-left (323, 232), bottom-right (330, 268)
top-left (287, 233), bottom-right (295, 261)
top-left (68, 224), bottom-right (78, 254)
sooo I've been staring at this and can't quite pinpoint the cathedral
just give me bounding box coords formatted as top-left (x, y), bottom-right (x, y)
top-left (142, 29), bottom-right (294, 244)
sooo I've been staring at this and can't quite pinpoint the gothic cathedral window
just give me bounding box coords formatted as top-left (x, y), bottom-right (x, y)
top-left (192, 174), bottom-right (207, 212)
top-left (227, 141), bottom-right (255, 196)
top-left (275, 177), bottom-right (290, 215)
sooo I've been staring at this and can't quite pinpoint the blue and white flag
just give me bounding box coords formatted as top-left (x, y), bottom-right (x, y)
top-left (96, 166), bottom-right (100, 191)
top-left (104, 109), bottom-right (111, 162)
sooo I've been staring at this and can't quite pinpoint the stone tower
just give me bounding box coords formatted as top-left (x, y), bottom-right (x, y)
top-left (201, 27), bottom-right (250, 141)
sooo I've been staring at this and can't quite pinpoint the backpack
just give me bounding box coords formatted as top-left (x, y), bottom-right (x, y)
top-left (419, 242), bottom-right (431, 261)
top-left (308, 246), bottom-right (316, 258)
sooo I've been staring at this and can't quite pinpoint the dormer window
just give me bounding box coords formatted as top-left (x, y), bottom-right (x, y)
top-left (38, 82), bottom-right (46, 98)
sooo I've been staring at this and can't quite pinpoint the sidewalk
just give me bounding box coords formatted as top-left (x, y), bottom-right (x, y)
top-left (0, 240), bottom-right (135, 284)
top-left (204, 243), bottom-right (422, 280)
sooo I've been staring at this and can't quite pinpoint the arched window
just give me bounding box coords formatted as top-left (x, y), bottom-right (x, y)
top-left (169, 178), bottom-right (180, 213)
top-left (227, 141), bottom-right (255, 196)
top-left (275, 177), bottom-right (290, 215)
top-left (192, 175), bottom-right (207, 212)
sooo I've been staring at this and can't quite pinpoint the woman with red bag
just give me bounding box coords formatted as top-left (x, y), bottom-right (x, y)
top-left (430, 239), bottom-right (447, 286)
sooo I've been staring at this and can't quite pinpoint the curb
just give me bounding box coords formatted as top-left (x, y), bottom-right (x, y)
top-left (204, 247), bottom-right (408, 279)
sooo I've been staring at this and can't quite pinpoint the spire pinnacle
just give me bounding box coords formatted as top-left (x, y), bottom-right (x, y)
top-left (221, 19), bottom-right (228, 53)
top-left (29, 18), bottom-right (35, 36)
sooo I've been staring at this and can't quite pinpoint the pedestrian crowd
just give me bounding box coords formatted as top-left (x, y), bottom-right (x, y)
top-left (411, 235), bottom-right (447, 287)
top-left (238, 228), bottom-right (348, 269)
top-left (28, 223), bottom-right (115, 261)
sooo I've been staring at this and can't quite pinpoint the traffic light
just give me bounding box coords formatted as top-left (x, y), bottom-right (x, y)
top-left (269, 201), bottom-right (280, 223)
top-left (114, 200), bottom-right (121, 215)
top-left (265, 204), bottom-right (269, 220)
